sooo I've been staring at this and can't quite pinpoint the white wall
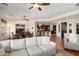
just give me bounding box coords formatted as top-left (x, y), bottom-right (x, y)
top-left (56, 22), bottom-right (61, 37)
top-left (50, 24), bottom-right (54, 31)
top-left (56, 19), bottom-right (79, 37)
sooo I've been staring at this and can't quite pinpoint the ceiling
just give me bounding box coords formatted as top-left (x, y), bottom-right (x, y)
top-left (0, 3), bottom-right (79, 21)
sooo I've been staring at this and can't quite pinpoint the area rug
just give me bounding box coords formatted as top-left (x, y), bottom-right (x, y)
top-left (55, 49), bottom-right (73, 56)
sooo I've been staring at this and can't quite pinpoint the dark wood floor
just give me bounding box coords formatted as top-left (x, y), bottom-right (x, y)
top-left (50, 35), bottom-right (79, 56)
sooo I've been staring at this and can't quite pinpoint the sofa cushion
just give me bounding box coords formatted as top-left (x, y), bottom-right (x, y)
top-left (69, 34), bottom-right (77, 43)
top-left (66, 42), bottom-right (79, 51)
top-left (37, 36), bottom-right (50, 45)
top-left (39, 44), bottom-right (55, 52)
top-left (26, 37), bottom-right (37, 47)
top-left (0, 40), bottom-right (10, 53)
top-left (77, 35), bottom-right (79, 43)
top-left (64, 33), bottom-right (69, 39)
top-left (9, 49), bottom-right (28, 56)
top-left (10, 39), bottom-right (26, 52)
top-left (27, 46), bottom-right (43, 56)
top-left (36, 37), bottom-right (42, 45)
top-left (38, 44), bottom-right (56, 56)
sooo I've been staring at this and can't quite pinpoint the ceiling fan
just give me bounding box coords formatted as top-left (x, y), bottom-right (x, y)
top-left (75, 3), bottom-right (79, 6)
top-left (23, 16), bottom-right (29, 21)
top-left (29, 3), bottom-right (50, 11)
top-left (0, 3), bottom-right (8, 9)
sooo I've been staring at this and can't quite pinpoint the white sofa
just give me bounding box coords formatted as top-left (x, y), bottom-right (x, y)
top-left (0, 36), bottom-right (56, 56)
top-left (64, 33), bottom-right (79, 51)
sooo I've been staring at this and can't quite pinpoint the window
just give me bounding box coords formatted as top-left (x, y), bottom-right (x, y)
top-left (16, 24), bottom-right (25, 33)
top-left (76, 23), bottom-right (79, 34)
top-left (69, 24), bottom-right (72, 33)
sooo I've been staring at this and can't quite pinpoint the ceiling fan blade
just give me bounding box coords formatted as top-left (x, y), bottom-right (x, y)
top-left (75, 3), bottom-right (79, 6)
top-left (38, 7), bottom-right (42, 11)
top-left (32, 3), bottom-right (36, 5)
top-left (38, 3), bottom-right (50, 6)
top-left (1, 3), bottom-right (8, 6)
top-left (29, 6), bottom-right (33, 10)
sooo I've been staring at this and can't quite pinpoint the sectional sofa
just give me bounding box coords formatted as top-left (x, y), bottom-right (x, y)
top-left (0, 36), bottom-right (56, 56)
top-left (64, 33), bottom-right (79, 51)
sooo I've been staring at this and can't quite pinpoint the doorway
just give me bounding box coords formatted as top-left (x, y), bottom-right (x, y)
top-left (51, 25), bottom-right (56, 36)
top-left (53, 25), bottom-right (56, 34)
top-left (61, 22), bottom-right (67, 38)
